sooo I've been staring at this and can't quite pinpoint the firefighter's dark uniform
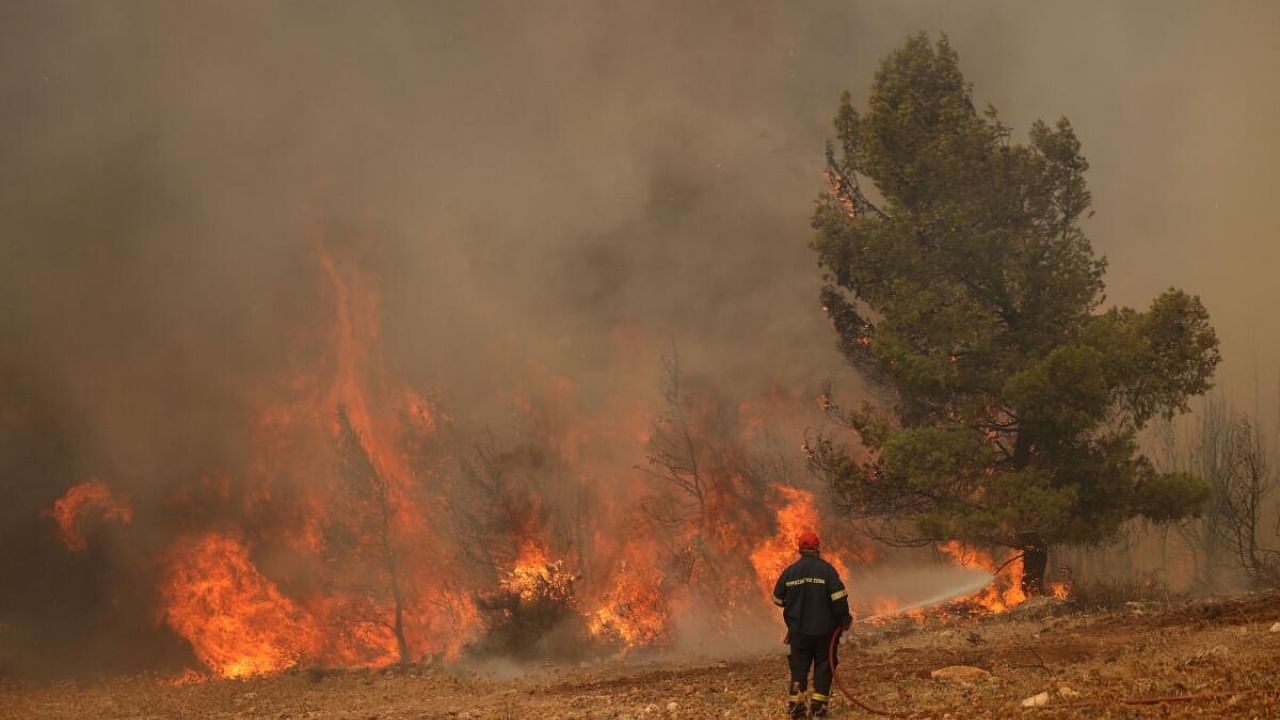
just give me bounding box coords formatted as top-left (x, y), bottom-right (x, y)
top-left (772, 551), bottom-right (852, 718)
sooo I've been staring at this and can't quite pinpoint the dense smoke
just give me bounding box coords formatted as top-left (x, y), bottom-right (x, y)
top-left (2, 1), bottom-right (1278, 678)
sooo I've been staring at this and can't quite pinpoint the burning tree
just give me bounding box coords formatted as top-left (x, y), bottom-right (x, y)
top-left (637, 350), bottom-right (866, 629)
top-left (332, 405), bottom-right (412, 664)
top-left (808, 34), bottom-right (1220, 593)
top-left (640, 352), bottom-right (770, 599)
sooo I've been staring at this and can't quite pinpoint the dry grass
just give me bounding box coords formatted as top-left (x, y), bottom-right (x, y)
top-left (3, 592), bottom-right (1279, 719)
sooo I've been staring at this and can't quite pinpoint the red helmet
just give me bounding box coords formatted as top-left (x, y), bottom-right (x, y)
top-left (797, 531), bottom-right (821, 551)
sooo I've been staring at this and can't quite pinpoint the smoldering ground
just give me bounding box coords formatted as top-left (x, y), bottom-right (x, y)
top-left (2, 1), bottom-right (1278, 679)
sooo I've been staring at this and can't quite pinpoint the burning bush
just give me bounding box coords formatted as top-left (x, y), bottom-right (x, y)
top-left (584, 545), bottom-right (673, 649)
top-left (474, 548), bottom-right (582, 659)
top-left (161, 533), bottom-right (322, 678)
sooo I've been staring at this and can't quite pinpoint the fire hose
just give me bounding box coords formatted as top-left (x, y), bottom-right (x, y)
top-left (818, 570), bottom-right (1008, 717)
top-left (827, 626), bottom-right (908, 718)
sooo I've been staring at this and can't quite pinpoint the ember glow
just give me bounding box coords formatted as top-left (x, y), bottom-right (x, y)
top-left (44, 480), bottom-right (132, 551)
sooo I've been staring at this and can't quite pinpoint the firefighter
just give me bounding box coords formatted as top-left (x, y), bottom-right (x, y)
top-left (772, 531), bottom-right (852, 718)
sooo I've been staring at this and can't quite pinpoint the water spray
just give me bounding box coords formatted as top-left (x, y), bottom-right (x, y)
top-left (853, 571), bottom-right (997, 625)
top-left (829, 571), bottom-right (998, 718)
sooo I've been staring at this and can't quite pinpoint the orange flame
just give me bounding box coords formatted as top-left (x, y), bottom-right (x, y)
top-left (95, 242), bottom-right (879, 675)
top-left (938, 541), bottom-right (1027, 613)
top-left (161, 533), bottom-right (323, 678)
top-left (502, 542), bottom-right (577, 605)
top-left (156, 245), bottom-right (477, 676)
top-left (1048, 581), bottom-right (1070, 600)
top-left (44, 480), bottom-right (132, 551)
top-left (749, 485), bottom-right (854, 598)
top-left (586, 544), bottom-right (670, 647)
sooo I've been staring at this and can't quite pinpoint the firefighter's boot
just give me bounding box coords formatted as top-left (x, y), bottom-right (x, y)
top-left (787, 682), bottom-right (806, 719)
top-left (809, 695), bottom-right (830, 717)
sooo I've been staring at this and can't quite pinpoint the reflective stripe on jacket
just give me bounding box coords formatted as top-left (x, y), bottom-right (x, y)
top-left (772, 553), bottom-right (852, 637)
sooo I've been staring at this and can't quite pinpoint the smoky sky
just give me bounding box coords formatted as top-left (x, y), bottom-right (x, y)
top-left (2, 0), bottom-right (1278, 678)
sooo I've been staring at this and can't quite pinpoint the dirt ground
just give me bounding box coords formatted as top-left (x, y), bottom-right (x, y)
top-left (4, 592), bottom-right (1279, 719)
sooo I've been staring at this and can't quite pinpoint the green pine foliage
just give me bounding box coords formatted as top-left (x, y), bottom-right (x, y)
top-left (809, 34), bottom-right (1220, 551)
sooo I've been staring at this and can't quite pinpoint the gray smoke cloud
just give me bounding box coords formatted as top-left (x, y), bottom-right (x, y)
top-left (2, 0), bottom-right (1277, 678)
